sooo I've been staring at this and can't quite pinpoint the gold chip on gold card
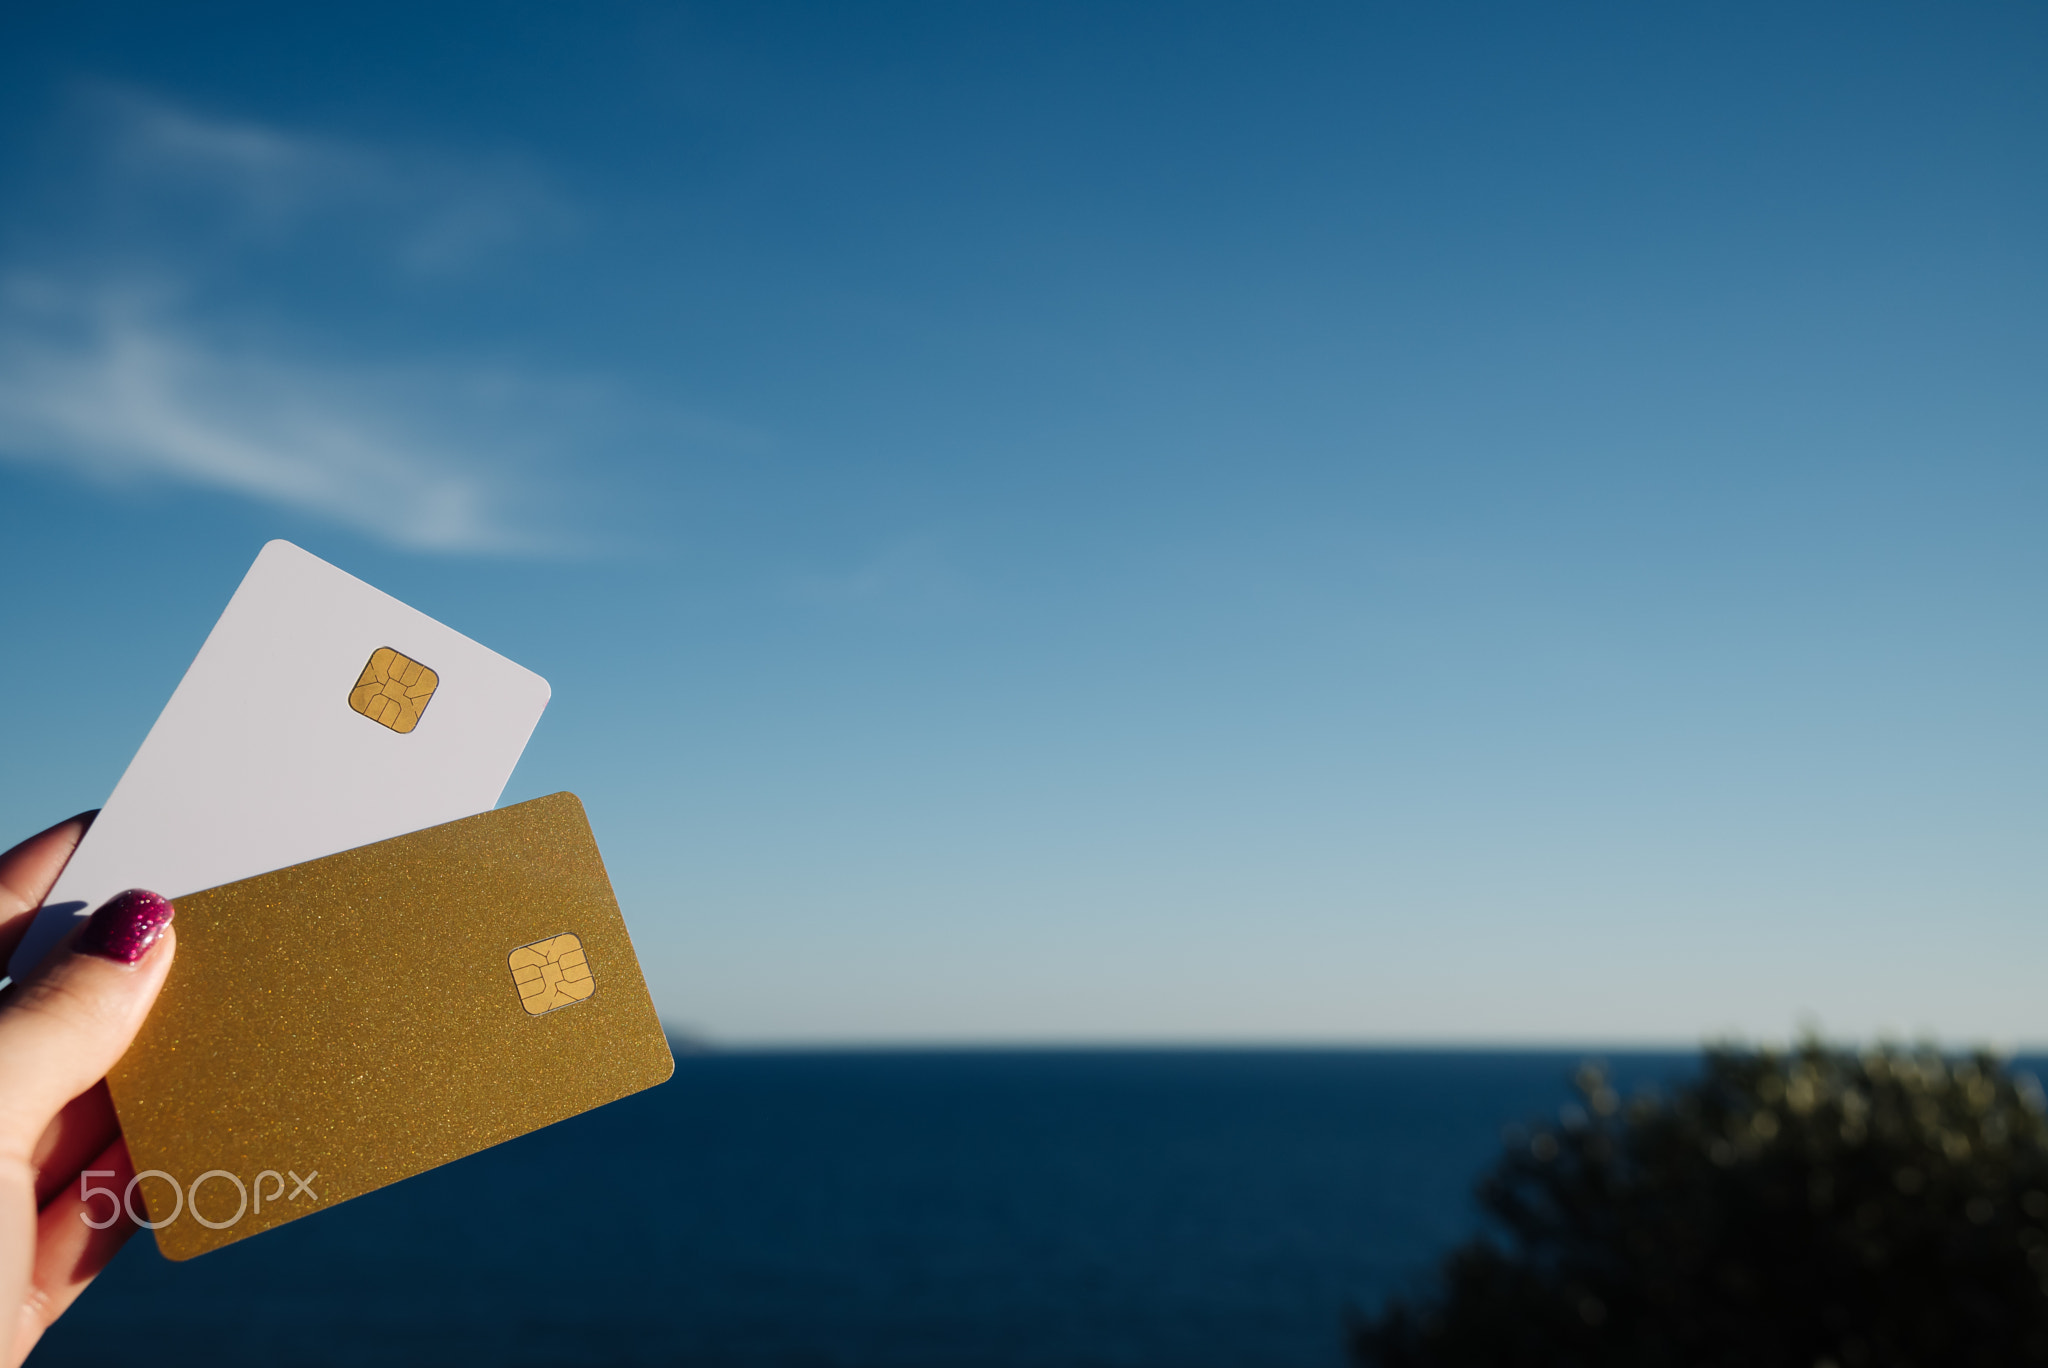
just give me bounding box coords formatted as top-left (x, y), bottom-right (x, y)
top-left (347, 646), bottom-right (439, 733)
top-left (510, 933), bottom-right (595, 1014)
top-left (106, 793), bottom-right (674, 1260)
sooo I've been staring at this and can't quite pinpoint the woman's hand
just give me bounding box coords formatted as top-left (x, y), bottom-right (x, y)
top-left (0, 815), bottom-right (176, 1367)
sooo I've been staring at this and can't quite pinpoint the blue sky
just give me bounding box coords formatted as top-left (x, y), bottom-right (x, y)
top-left (2, 3), bottom-right (2045, 1043)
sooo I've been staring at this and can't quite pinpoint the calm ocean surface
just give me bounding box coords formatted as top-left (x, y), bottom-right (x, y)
top-left (38, 1049), bottom-right (1695, 1367)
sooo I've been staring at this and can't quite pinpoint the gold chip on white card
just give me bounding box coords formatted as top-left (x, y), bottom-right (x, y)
top-left (348, 646), bottom-right (439, 733)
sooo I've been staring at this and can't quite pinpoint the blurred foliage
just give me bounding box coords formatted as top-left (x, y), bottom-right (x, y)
top-left (1351, 1042), bottom-right (2048, 1368)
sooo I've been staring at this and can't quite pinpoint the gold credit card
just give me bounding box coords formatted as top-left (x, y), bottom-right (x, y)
top-left (106, 793), bottom-right (674, 1260)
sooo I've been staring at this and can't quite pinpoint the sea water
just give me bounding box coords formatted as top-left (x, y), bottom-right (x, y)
top-left (37, 1049), bottom-right (1693, 1367)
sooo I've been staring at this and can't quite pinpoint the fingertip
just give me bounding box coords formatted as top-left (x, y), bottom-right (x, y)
top-left (74, 891), bottom-right (175, 966)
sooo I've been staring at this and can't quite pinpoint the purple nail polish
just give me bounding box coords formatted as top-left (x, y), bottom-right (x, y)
top-left (75, 889), bottom-right (175, 964)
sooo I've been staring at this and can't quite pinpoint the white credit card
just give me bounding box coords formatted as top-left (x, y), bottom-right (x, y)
top-left (11, 539), bottom-right (551, 976)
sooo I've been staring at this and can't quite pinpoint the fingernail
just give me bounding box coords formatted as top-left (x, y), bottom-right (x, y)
top-left (75, 890), bottom-right (175, 964)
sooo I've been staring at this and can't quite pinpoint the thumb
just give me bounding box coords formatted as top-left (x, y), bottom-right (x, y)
top-left (0, 891), bottom-right (176, 1161)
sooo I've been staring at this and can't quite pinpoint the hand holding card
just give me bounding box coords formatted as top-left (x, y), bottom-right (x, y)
top-left (9, 539), bottom-right (672, 1265)
top-left (0, 826), bottom-right (180, 1362)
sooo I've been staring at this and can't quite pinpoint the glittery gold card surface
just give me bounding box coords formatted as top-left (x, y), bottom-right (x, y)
top-left (347, 645), bottom-right (440, 733)
top-left (106, 793), bottom-right (674, 1260)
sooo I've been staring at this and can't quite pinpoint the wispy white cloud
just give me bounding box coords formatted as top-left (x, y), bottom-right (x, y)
top-left (0, 86), bottom-right (650, 552)
top-left (0, 283), bottom-right (544, 551)
top-left (87, 83), bottom-right (570, 272)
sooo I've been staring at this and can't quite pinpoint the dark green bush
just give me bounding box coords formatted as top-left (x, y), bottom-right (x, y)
top-left (1352, 1043), bottom-right (2048, 1368)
